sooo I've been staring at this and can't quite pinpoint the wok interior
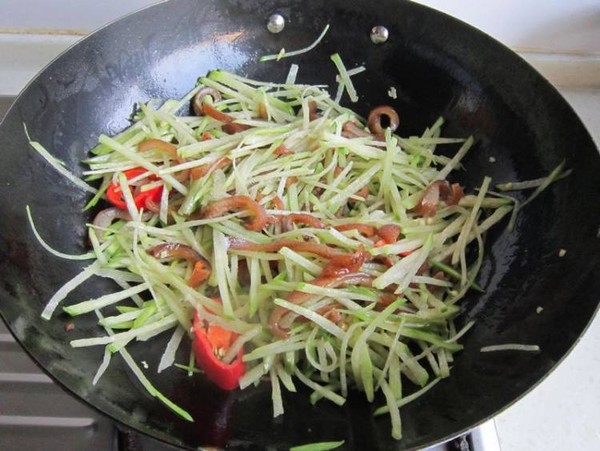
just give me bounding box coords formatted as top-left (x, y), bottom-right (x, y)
top-left (0, 0), bottom-right (598, 449)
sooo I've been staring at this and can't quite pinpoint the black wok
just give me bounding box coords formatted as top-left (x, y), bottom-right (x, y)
top-left (0, 0), bottom-right (598, 449)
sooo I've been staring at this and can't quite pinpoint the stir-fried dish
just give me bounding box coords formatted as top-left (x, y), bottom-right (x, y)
top-left (28, 69), bottom-right (563, 440)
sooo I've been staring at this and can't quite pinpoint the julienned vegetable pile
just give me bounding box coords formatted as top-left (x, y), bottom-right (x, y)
top-left (32, 69), bottom-right (521, 440)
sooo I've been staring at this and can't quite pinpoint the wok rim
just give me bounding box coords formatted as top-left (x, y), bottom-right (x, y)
top-left (0, 0), bottom-right (598, 449)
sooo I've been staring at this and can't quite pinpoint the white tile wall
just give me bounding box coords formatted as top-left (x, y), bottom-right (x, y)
top-left (0, 0), bottom-right (599, 54)
top-left (415, 0), bottom-right (600, 54)
top-left (0, 0), bottom-right (159, 32)
top-left (0, 33), bottom-right (78, 94)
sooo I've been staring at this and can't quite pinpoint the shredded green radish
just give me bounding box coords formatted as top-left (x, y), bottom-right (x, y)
top-left (480, 344), bottom-right (541, 352)
top-left (26, 130), bottom-right (98, 194)
top-left (330, 53), bottom-right (360, 103)
top-left (259, 24), bottom-right (330, 62)
top-left (290, 440), bottom-right (345, 451)
top-left (26, 205), bottom-right (97, 261)
top-left (29, 68), bottom-right (567, 441)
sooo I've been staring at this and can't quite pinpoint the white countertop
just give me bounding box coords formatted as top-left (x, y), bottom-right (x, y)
top-left (0, 25), bottom-right (598, 451)
top-left (494, 87), bottom-right (600, 451)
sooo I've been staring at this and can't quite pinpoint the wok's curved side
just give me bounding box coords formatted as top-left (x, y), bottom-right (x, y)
top-left (0, 0), bottom-right (598, 449)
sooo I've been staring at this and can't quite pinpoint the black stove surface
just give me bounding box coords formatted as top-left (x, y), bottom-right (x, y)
top-left (0, 318), bottom-right (115, 450)
top-left (0, 96), bottom-right (496, 451)
top-left (0, 317), bottom-right (186, 451)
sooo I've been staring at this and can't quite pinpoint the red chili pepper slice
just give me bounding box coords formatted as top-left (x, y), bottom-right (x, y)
top-left (192, 310), bottom-right (245, 390)
top-left (106, 168), bottom-right (163, 210)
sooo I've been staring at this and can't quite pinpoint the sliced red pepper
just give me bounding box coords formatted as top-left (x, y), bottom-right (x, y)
top-left (106, 168), bottom-right (163, 210)
top-left (192, 310), bottom-right (245, 390)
